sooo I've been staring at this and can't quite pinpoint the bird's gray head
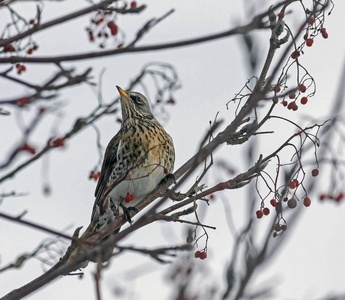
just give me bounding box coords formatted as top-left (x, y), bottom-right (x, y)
top-left (116, 86), bottom-right (153, 123)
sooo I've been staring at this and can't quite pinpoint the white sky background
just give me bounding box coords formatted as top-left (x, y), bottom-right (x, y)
top-left (1, 0), bottom-right (345, 299)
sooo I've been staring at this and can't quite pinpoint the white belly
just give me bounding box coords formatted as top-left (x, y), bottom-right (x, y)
top-left (108, 163), bottom-right (166, 208)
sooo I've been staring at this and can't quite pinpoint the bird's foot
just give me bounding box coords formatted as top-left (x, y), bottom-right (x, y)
top-left (120, 203), bottom-right (138, 224)
top-left (159, 173), bottom-right (176, 185)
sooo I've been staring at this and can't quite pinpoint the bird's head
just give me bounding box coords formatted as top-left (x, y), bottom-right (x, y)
top-left (116, 86), bottom-right (153, 123)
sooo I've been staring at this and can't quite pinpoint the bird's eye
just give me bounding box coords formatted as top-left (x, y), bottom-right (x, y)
top-left (130, 94), bottom-right (144, 105)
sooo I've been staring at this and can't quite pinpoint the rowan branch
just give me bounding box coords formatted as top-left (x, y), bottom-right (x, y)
top-left (0, 0), bottom-right (295, 64)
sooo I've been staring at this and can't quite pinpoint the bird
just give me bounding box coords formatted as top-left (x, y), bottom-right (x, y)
top-left (90, 85), bottom-right (175, 236)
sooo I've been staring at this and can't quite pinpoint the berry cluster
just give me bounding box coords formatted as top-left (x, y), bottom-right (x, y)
top-left (86, 11), bottom-right (120, 48)
top-left (273, 222), bottom-right (287, 237)
top-left (26, 43), bottom-right (38, 55)
top-left (15, 64), bottom-right (26, 75)
top-left (125, 193), bottom-right (135, 203)
top-left (86, 2), bottom-right (139, 48)
top-left (194, 250), bottom-right (207, 260)
top-left (276, 82), bottom-right (310, 111)
top-left (2, 14), bottom-right (40, 58)
top-left (256, 171), bottom-right (315, 233)
top-left (3, 43), bottom-right (15, 53)
top-left (255, 207), bottom-right (270, 219)
top-left (319, 193), bottom-right (344, 203)
top-left (290, 8), bottom-right (329, 60)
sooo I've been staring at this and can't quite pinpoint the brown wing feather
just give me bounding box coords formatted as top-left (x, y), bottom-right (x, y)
top-left (93, 129), bottom-right (122, 212)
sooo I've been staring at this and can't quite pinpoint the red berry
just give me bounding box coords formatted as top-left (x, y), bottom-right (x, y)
top-left (107, 21), bottom-right (114, 28)
top-left (308, 17), bottom-right (315, 25)
top-left (263, 207), bottom-right (270, 215)
top-left (291, 50), bottom-right (300, 59)
top-left (29, 19), bottom-right (35, 25)
top-left (256, 210), bottom-right (263, 219)
top-left (125, 193), bottom-right (135, 203)
top-left (306, 38), bottom-right (314, 47)
top-left (89, 32), bottom-right (95, 42)
top-left (163, 167), bottom-right (168, 174)
top-left (298, 84), bottom-right (307, 93)
top-left (15, 64), bottom-right (26, 75)
top-left (287, 101), bottom-right (298, 111)
top-left (20, 143), bottom-right (36, 155)
top-left (274, 223), bottom-right (281, 231)
top-left (303, 197), bottom-right (311, 207)
top-left (319, 194), bottom-right (326, 201)
top-left (93, 172), bottom-right (100, 181)
top-left (16, 64), bottom-right (26, 71)
top-left (89, 171), bottom-right (100, 181)
top-left (270, 199), bottom-right (277, 207)
top-left (274, 85), bottom-right (281, 93)
top-left (321, 27), bottom-right (328, 39)
top-left (96, 18), bottom-right (104, 25)
top-left (27, 48), bottom-right (33, 55)
top-left (199, 251), bottom-right (207, 260)
top-left (289, 180), bottom-right (296, 189)
top-left (290, 179), bottom-right (299, 189)
top-left (336, 193), bottom-right (344, 202)
top-left (107, 21), bottom-right (118, 35)
top-left (51, 137), bottom-right (65, 147)
top-left (110, 25), bottom-right (118, 36)
top-left (282, 100), bottom-right (288, 107)
top-left (281, 224), bottom-right (287, 231)
top-left (300, 97), bottom-right (308, 105)
top-left (194, 251), bottom-right (201, 258)
top-left (130, 1), bottom-right (137, 8)
top-left (311, 169), bottom-right (319, 177)
top-left (287, 198), bottom-right (297, 209)
top-left (3, 44), bottom-right (15, 52)
top-left (17, 97), bottom-right (29, 107)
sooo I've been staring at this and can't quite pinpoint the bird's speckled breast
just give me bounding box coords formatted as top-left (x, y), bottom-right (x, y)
top-left (108, 120), bottom-right (174, 207)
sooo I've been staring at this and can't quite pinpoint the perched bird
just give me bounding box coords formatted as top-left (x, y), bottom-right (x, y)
top-left (91, 86), bottom-right (175, 234)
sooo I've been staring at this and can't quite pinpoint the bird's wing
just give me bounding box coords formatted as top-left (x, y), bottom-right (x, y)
top-left (94, 130), bottom-right (121, 209)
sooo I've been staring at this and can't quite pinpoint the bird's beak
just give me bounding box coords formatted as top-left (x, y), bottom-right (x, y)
top-left (116, 86), bottom-right (129, 99)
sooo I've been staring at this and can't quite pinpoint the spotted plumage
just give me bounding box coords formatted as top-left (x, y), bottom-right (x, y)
top-left (91, 86), bottom-right (175, 232)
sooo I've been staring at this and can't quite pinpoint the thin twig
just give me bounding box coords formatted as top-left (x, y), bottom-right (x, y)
top-left (0, 212), bottom-right (73, 240)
